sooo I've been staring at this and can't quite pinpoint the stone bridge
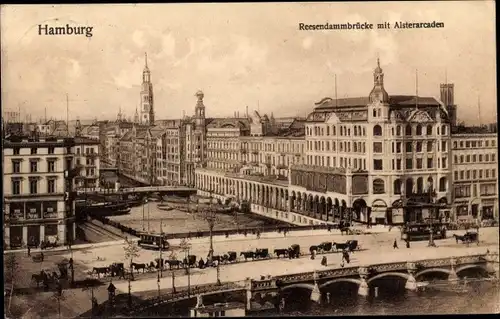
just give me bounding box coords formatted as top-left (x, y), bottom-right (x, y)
top-left (244, 252), bottom-right (499, 310)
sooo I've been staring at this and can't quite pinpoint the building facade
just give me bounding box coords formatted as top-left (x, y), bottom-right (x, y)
top-left (451, 132), bottom-right (498, 221)
top-left (195, 59), bottom-right (457, 225)
top-left (73, 137), bottom-right (101, 189)
top-left (3, 134), bottom-right (79, 249)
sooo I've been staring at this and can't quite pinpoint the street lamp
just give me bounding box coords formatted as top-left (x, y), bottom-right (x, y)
top-left (427, 181), bottom-right (437, 247)
top-left (203, 190), bottom-right (218, 263)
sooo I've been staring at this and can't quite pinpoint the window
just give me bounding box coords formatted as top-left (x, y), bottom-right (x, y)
top-left (373, 179), bottom-right (385, 194)
top-left (373, 142), bottom-right (383, 153)
top-left (47, 179), bottom-right (56, 193)
top-left (30, 160), bottom-right (38, 173)
top-left (12, 180), bottom-right (21, 195)
top-left (441, 125), bottom-right (447, 135)
top-left (405, 124), bottom-right (412, 136)
top-left (30, 148), bottom-right (37, 155)
top-left (416, 125), bottom-right (422, 135)
top-left (29, 179), bottom-right (38, 194)
top-left (48, 147), bottom-right (55, 154)
top-left (426, 125), bottom-right (432, 135)
top-left (396, 126), bottom-right (401, 136)
top-left (13, 147), bottom-right (20, 155)
top-left (427, 141), bottom-right (433, 152)
top-left (12, 160), bottom-right (21, 173)
top-left (406, 158), bottom-right (413, 169)
top-left (373, 125), bottom-right (382, 136)
top-left (472, 155), bottom-right (477, 162)
top-left (416, 158), bottom-right (423, 169)
top-left (48, 160), bottom-right (56, 172)
top-left (396, 159), bottom-right (402, 170)
top-left (442, 157), bottom-right (447, 168)
top-left (394, 179), bottom-right (402, 194)
top-left (473, 170), bottom-right (477, 179)
top-left (439, 177), bottom-right (447, 192)
top-left (454, 171), bottom-right (458, 180)
top-left (373, 159), bottom-right (383, 170)
top-left (441, 141), bottom-right (447, 152)
top-left (454, 155), bottom-right (458, 164)
top-left (396, 142), bottom-right (402, 153)
top-left (479, 170), bottom-right (483, 178)
top-left (406, 142), bottom-right (413, 152)
top-left (416, 142), bottom-right (422, 152)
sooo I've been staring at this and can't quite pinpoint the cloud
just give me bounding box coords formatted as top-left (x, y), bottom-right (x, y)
top-left (302, 37), bottom-right (313, 50)
top-left (132, 30), bottom-right (145, 48)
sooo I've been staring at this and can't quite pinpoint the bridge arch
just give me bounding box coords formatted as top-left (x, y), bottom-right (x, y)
top-left (367, 272), bottom-right (409, 284)
top-left (456, 264), bottom-right (488, 274)
top-left (281, 283), bottom-right (315, 291)
top-left (319, 278), bottom-right (362, 289)
top-left (415, 268), bottom-right (452, 279)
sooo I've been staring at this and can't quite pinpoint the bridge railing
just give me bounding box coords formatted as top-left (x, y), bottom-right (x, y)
top-left (130, 282), bottom-right (246, 314)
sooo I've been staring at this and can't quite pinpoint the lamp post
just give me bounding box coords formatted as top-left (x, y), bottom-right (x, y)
top-left (428, 181), bottom-right (437, 247)
top-left (147, 198), bottom-right (150, 232)
top-left (142, 198), bottom-right (146, 231)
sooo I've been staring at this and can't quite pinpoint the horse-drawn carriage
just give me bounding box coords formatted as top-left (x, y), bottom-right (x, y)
top-left (453, 231), bottom-right (479, 244)
top-left (32, 253), bottom-right (44, 263)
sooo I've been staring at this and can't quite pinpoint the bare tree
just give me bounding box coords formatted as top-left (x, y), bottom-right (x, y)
top-left (179, 238), bottom-right (192, 296)
top-left (4, 254), bottom-right (19, 317)
top-left (123, 238), bottom-right (140, 308)
top-left (53, 280), bottom-right (65, 319)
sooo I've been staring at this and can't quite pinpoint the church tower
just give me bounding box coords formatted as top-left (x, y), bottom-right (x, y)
top-left (140, 53), bottom-right (155, 125)
top-left (194, 90), bottom-right (206, 127)
top-left (134, 106), bottom-right (140, 124)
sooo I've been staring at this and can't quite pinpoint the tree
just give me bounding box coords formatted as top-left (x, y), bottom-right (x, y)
top-left (179, 238), bottom-right (192, 296)
top-left (4, 254), bottom-right (19, 317)
top-left (53, 280), bottom-right (65, 319)
top-left (123, 238), bottom-right (140, 308)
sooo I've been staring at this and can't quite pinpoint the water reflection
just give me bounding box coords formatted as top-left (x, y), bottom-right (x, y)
top-left (274, 281), bottom-right (498, 316)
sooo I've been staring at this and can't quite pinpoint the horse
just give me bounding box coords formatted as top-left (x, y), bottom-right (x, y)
top-left (167, 259), bottom-right (182, 269)
top-left (453, 234), bottom-right (467, 243)
top-left (92, 267), bottom-right (109, 278)
top-left (333, 242), bottom-right (349, 252)
top-left (31, 273), bottom-right (46, 287)
top-left (240, 251), bottom-right (255, 261)
top-left (222, 251), bottom-right (237, 263)
top-left (309, 245), bottom-right (318, 255)
top-left (131, 262), bottom-right (147, 273)
top-left (340, 227), bottom-right (352, 235)
top-left (318, 242), bottom-right (332, 253)
top-left (274, 248), bottom-right (289, 258)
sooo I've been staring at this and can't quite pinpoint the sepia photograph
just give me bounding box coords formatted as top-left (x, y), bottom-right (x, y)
top-left (1, 1), bottom-right (498, 318)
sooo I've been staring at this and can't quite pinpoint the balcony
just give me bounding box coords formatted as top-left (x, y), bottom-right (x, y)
top-left (276, 164), bottom-right (288, 170)
top-left (252, 150), bottom-right (259, 155)
top-left (249, 161), bottom-right (259, 167)
top-left (86, 152), bottom-right (99, 158)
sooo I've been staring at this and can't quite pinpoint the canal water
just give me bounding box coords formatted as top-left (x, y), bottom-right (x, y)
top-left (108, 202), bottom-right (290, 234)
top-left (272, 279), bottom-right (499, 316)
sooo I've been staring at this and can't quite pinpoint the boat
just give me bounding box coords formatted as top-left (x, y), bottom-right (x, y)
top-left (114, 206), bottom-right (131, 215)
top-left (157, 203), bottom-right (174, 211)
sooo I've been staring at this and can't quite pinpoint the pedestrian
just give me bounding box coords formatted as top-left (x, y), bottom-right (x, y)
top-left (321, 256), bottom-right (327, 267)
top-left (393, 239), bottom-right (399, 249)
top-left (27, 246), bottom-right (31, 257)
top-left (406, 240), bottom-right (410, 248)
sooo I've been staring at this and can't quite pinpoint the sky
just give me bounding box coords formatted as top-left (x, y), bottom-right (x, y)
top-left (1, 1), bottom-right (496, 124)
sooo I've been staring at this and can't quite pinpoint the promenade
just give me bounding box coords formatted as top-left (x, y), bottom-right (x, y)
top-left (61, 226), bottom-right (498, 269)
top-left (111, 228), bottom-right (498, 294)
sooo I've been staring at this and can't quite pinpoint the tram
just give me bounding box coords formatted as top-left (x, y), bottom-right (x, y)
top-left (137, 232), bottom-right (170, 250)
top-left (400, 222), bottom-right (449, 242)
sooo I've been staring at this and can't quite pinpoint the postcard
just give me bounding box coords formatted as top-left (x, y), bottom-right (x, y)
top-left (1, 2), bottom-right (498, 318)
